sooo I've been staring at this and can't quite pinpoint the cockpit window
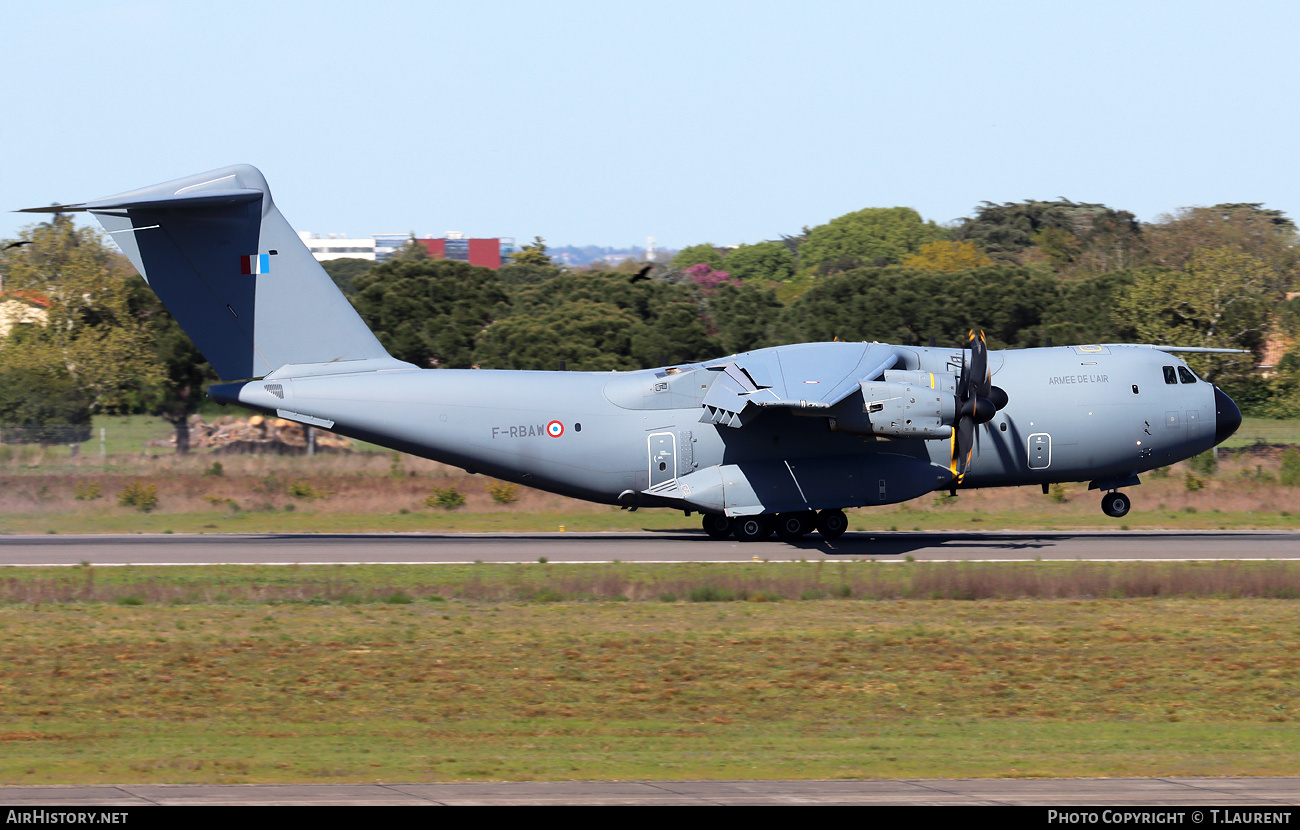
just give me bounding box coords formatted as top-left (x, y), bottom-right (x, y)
top-left (1178, 366), bottom-right (1197, 384)
top-left (1163, 366), bottom-right (1178, 385)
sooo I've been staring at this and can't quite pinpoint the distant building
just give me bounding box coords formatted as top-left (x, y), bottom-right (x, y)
top-left (417, 232), bottom-right (515, 269)
top-left (297, 232), bottom-right (377, 261)
top-left (0, 290), bottom-right (50, 338)
top-left (298, 231), bottom-right (516, 268)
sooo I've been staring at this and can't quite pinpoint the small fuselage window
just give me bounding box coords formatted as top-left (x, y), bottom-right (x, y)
top-left (1178, 366), bottom-right (1198, 384)
top-left (1163, 366), bottom-right (1178, 385)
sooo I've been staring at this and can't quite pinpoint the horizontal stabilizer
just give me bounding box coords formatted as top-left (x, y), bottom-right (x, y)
top-left (19, 189), bottom-right (262, 214)
top-left (1102, 343), bottom-right (1250, 355)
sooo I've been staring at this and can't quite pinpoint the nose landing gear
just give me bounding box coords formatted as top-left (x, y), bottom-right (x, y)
top-left (1100, 491), bottom-right (1131, 518)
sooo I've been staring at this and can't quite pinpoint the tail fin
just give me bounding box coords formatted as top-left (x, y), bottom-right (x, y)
top-left (21, 164), bottom-right (409, 381)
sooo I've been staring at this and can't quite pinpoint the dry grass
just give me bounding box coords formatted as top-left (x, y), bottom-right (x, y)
top-left (1, 591), bottom-right (1298, 783)
top-left (0, 445), bottom-right (1296, 534)
top-left (4, 561), bottom-right (1300, 606)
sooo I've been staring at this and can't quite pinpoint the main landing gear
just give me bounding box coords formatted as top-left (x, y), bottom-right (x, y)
top-left (702, 509), bottom-right (848, 542)
top-left (1100, 491), bottom-right (1131, 518)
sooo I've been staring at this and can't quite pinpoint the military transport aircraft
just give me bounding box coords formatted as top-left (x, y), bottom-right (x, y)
top-left (22, 165), bottom-right (1243, 543)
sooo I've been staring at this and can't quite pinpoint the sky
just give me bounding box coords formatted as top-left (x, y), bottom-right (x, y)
top-left (3, 0), bottom-right (1299, 250)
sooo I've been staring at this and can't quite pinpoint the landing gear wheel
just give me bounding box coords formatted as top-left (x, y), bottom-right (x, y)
top-left (734, 515), bottom-right (773, 542)
top-left (774, 511), bottom-right (816, 541)
top-left (815, 509), bottom-right (848, 540)
top-left (1101, 491), bottom-right (1131, 518)
top-left (702, 514), bottom-right (733, 540)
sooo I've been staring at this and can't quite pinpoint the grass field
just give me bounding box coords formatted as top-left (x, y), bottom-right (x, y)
top-left (1, 562), bottom-right (1298, 783)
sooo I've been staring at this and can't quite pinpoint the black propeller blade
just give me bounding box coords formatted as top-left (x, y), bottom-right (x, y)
top-left (951, 330), bottom-right (1010, 482)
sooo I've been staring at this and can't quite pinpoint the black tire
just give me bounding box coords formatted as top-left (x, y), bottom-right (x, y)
top-left (702, 514), bottom-right (733, 540)
top-left (1101, 492), bottom-right (1131, 518)
top-left (734, 515), bottom-right (773, 542)
top-left (774, 511), bottom-right (815, 541)
top-left (815, 509), bottom-right (848, 540)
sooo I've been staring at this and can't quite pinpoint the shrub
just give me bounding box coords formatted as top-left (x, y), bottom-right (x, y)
top-left (1048, 483), bottom-right (1067, 503)
top-left (382, 591), bottom-right (413, 605)
top-left (486, 480), bottom-right (519, 505)
top-left (1184, 472), bottom-right (1206, 492)
top-left (73, 482), bottom-right (102, 501)
top-left (118, 482), bottom-right (159, 512)
top-left (1187, 450), bottom-right (1218, 477)
top-left (689, 585), bottom-right (735, 602)
top-left (425, 487), bottom-right (466, 510)
top-left (205, 461), bottom-right (224, 477)
top-left (1281, 449), bottom-right (1300, 487)
top-left (287, 479), bottom-right (331, 500)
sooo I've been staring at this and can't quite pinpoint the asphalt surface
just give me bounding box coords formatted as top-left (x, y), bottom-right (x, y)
top-left (0, 529), bottom-right (1297, 566)
top-left (2, 778), bottom-right (1299, 805)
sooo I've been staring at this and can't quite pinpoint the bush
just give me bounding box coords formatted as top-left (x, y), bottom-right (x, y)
top-left (287, 480), bottom-right (331, 500)
top-left (1184, 472), bottom-right (1206, 492)
top-left (1187, 450), bottom-right (1218, 477)
top-left (486, 480), bottom-right (519, 505)
top-left (1048, 483), bottom-right (1067, 503)
top-left (425, 487), bottom-right (466, 510)
top-left (689, 585), bottom-right (735, 602)
top-left (73, 482), bottom-right (102, 501)
top-left (1281, 449), bottom-right (1300, 487)
top-left (118, 482), bottom-right (159, 512)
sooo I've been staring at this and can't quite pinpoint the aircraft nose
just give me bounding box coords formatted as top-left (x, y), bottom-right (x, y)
top-left (1214, 385), bottom-right (1242, 445)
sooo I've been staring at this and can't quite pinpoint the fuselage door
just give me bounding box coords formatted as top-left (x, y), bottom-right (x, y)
top-left (648, 432), bottom-right (676, 488)
top-left (1028, 433), bottom-right (1052, 470)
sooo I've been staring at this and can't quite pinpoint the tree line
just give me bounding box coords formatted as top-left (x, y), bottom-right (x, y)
top-left (3, 196), bottom-right (1300, 453)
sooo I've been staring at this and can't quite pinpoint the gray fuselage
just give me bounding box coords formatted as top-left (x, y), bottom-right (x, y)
top-left (213, 341), bottom-right (1229, 517)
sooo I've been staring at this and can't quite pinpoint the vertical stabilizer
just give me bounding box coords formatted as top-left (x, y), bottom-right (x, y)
top-left (21, 165), bottom-right (405, 381)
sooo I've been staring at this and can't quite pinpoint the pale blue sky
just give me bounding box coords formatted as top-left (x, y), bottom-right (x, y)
top-left (3, 1), bottom-right (1298, 250)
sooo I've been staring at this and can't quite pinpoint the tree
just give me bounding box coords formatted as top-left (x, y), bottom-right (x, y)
top-left (723, 241), bottom-right (795, 282)
top-left (0, 216), bottom-right (163, 415)
top-left (351, 259), bottom-right (509, 368)
top-left (0, 325), bottom-right (91, 445)
top-left (128, 278), bottom-right (219, 454)
top-left (1145, 204), bottom-right (1300, 293)
top-left (474, 300), bottom-right (650, 371)
top-left (954, 199), bottom-right (1144, 274)
top-left (481, 271), bottom-right (718, 368)
top-left (901, 240), bottom-right (994, 272)
top-left (782, 265), bottom-right (1064, 349)
top-left (670, 243), bottom-right (726, 271)
top-left (1113, 248), bottom-right (1273, 390)
top-left (497, 262), bottom-right (563, 290)
top-left (509, 236), bottom-right (554, 267)
top-left (705, 282), bottom-right (784, 354)
top-left (319, 258), bottom-right (375, 297)
top-left (391, 234), bottom-right (429, 262)
top-left (798, 207), bottom-right (945, 274)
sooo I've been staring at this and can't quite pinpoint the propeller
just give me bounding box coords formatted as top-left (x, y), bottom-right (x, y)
top-left (951, 330), bottom-right (1009, 482)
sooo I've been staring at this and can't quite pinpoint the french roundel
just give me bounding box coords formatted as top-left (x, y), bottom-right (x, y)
top-left (546, 420), bottom-right (564, 438)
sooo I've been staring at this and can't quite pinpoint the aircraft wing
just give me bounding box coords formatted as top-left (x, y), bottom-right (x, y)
top-left (700, 342), bottom-right (900, 428)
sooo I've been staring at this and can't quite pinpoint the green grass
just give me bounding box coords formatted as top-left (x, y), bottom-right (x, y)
top-left (1, 506), bottom-right (1297, 536)
top-left (1222, 417), bottom-right (1300, 448)
top-left (1, 583), bottom-right (1298, 783)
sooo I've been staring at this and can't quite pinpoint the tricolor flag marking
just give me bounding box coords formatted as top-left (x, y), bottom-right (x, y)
top-left (240, 254), bottom-right (270, 275)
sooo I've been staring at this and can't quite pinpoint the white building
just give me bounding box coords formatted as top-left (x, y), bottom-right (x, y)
top-left (297, 232), bottom-right (378, 261)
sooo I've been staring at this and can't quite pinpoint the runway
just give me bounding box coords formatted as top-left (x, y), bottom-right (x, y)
top-left (3, 777), bottom-right (1299, 805)
top-left (0, 529), bottom-right (1297, 566)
